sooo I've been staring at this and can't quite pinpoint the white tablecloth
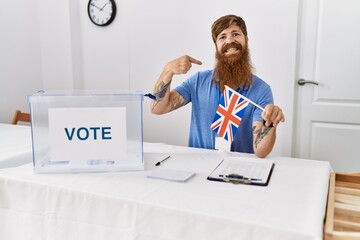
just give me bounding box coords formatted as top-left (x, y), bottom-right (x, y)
top-left (0, 123), bottom-right (32, 168)
top-left (0, 142), bottom-right (331, 240)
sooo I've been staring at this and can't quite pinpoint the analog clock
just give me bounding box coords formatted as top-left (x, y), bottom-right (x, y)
top-left (88, 0), bottom-right (116, 27)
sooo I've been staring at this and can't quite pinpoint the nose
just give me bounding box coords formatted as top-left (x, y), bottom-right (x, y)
top-left (225, 35), bottom-right (235, 44)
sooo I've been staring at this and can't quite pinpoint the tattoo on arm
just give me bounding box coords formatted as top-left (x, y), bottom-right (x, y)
top-left (170, 95), bottom-right (186, 111)
top-left (152, 80), bottom-right (172, 109)
top-left (154, 80), bottom-right (171, 100)
top-left (253, 125), bottom-right (272, 148)
top-left (152, 80), bottom-right (186, 111)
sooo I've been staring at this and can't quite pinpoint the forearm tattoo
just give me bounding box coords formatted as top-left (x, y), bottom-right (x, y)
top-left (152, 80), bottom-right (171, 108)
top-left (253, 125), bottom-right (272, 148)
top-left (152, 80), bottom-right (186, 111)
top-left (154, 80), bottom-right (171, 100)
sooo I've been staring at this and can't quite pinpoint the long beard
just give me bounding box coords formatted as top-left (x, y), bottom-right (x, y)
top-left (214, 42), bottom-right (253, 92)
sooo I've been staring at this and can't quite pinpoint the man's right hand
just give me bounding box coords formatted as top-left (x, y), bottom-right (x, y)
top-left (165, 55), bottom-right (202, 75)
top-left (151, 55), bottom-right (202, 115)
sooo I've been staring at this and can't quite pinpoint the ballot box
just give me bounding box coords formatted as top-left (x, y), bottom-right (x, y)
top-left (28, 90), bottom-right (144, 173)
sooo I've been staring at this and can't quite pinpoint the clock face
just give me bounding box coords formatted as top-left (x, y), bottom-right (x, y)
top-left (88, 0), bottom-right (116, 26)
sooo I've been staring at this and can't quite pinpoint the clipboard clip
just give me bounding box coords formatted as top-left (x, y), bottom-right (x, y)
top-left (222, 173), bottom-right (261, 185)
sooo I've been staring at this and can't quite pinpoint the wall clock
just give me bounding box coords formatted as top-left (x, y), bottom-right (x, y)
top-left (87, 0), bottom-right (116, 27)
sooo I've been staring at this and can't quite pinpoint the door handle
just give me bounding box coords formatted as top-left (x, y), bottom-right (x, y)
top-left (297, 79), bottom-right (319, 86)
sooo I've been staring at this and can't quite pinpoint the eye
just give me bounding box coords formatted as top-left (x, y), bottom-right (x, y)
top-left (218, 35), bottom-right (226, 41)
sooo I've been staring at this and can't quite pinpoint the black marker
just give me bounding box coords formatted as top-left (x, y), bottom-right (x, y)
top-left (220, 174), bottom-right (261, 181)
top-left (155, 156), bottom-right (171, 166)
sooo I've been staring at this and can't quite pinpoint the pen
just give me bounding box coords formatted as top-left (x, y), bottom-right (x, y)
top-left (220, 174), bottom-right (261, 181)
top-left (155, 155), bottom-right (171, 166)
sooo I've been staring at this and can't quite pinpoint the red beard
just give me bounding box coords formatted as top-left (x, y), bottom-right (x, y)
top-left (214, 42), bottom-right (253, 92)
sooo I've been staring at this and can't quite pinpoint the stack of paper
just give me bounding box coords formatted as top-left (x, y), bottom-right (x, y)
top-left (147, 168), bottom-right (196, 182)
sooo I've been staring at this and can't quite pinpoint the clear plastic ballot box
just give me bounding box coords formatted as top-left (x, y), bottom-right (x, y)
top-left (28, 91), bottom-right (144, 173)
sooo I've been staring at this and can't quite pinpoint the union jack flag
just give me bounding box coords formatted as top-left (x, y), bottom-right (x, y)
top-left (211, 85), bottom-right (249, 143)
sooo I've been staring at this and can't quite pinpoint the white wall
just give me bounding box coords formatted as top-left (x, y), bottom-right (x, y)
top-left (0, 0), bottom-right (42, 121)
top-left (0, 0), bottom-right (299, 157)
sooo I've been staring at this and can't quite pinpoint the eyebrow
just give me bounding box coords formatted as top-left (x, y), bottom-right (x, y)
top-left (229, 29), bottom-right (242, 34)
top-left (218, 30), bottom-right (242, 38)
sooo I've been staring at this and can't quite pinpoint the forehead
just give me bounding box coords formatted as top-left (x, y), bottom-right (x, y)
top-left (218, 24), bottom-right (244, 36)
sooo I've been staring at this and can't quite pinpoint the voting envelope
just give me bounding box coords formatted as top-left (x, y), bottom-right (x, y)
top-left (28, 90), bottom-right (144, 173)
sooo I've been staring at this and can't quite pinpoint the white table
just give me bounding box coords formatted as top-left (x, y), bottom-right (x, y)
top-left (0, 142), bottom-right (331, 240)
top-left (0, 123), bottom-right (32, 168)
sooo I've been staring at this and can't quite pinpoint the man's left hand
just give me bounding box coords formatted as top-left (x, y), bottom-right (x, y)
top-left (261, 104), bottom-right (285, 127)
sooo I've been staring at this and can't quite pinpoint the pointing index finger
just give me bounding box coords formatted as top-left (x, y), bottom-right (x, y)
top-left (186, 55), bottom-right (203, 65)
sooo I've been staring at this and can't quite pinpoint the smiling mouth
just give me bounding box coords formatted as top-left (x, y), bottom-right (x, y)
top-left (224, 48), bottom-right (239, 55)
top-left (223, 47), bottom-right (240, 56)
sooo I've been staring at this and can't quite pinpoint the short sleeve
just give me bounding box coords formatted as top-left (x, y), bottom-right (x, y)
top-left (253, 85), bottom-right (274, 122)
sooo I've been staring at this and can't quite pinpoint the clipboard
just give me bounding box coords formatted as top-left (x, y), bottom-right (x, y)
top-left (207, 158), bottom-right (275, 186)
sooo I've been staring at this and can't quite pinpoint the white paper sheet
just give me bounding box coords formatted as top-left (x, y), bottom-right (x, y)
top-left (147, 168), bottom-right (196, 182)
top-left (208, 158), bottom-right (274, 185)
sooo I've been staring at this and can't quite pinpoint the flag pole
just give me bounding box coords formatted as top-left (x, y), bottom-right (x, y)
top-left (244, 96), bottom-right (265, 111)
top-left (225, 85), bottom-right (265, 111)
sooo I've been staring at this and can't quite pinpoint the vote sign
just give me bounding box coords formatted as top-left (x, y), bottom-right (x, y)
top-left (48, 107), bottom-right (127, 161)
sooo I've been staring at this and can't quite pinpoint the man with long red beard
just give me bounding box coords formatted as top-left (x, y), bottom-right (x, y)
top-left (150, 14), bottom-right (285, 158)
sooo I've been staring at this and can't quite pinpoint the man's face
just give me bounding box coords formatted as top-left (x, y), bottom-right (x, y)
top-left (214, 23), bottom-right (253, 89)
top-left (215, 24), bottom-right (247, 60)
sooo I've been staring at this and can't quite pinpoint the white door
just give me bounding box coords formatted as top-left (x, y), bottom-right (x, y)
top-left (294, 0), bottom-right (360, 172)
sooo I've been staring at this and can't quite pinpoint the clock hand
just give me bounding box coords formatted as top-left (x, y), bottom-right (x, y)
top-left (100, 3), bottom-right (108, 11)
top-left (90, 3), bottom-right (101, 10)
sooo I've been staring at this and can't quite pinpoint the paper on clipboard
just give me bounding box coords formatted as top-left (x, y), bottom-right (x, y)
top-left (207, 158), bottom-right (275, 186)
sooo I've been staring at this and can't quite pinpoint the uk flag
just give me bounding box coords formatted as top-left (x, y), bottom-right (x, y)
top-left (211, 85), bottom-right (249, 143)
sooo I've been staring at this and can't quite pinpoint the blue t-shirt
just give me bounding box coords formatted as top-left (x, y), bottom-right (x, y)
top-left (174, 69), bottom-right (273, 153)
